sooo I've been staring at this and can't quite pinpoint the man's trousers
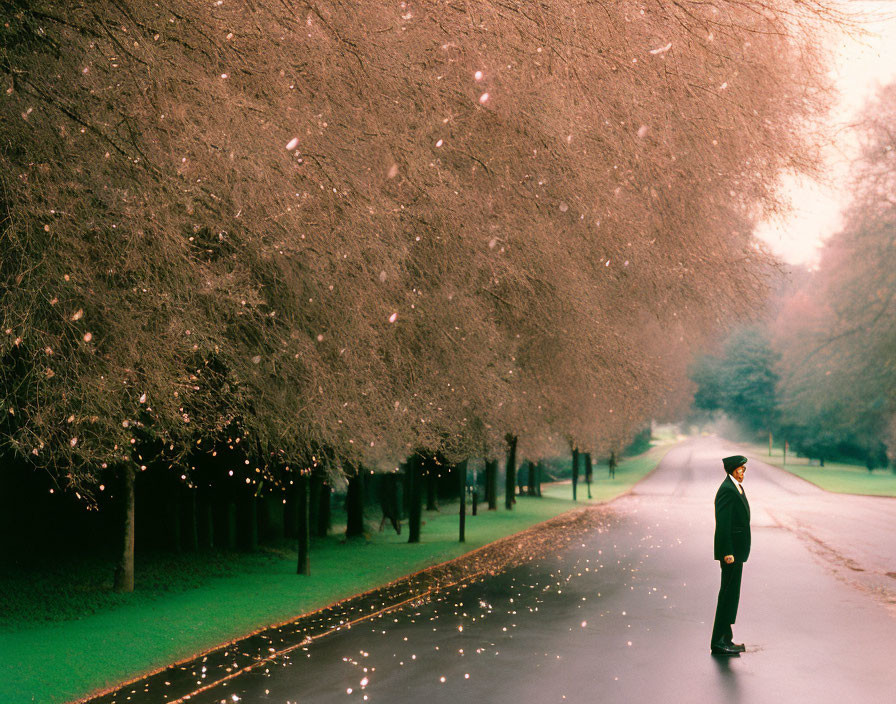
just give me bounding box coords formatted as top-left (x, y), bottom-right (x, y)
top-left (711, 561), bottom-right (743, 646)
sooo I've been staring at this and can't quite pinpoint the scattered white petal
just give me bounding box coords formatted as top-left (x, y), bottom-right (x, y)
top-left (650, 42), bottom-right (672, 55)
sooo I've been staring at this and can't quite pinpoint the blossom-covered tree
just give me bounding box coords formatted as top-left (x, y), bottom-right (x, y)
top-left (2, 0), bottom-right (841, 588)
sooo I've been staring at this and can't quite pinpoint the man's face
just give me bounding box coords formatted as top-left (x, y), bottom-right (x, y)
top-left (732, 465), bottom-right (746, 482)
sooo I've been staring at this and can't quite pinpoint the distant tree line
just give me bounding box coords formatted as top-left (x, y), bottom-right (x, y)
top-left (689, 83), bottom-right (896, 469)
top-left (1, 1), bottom-right (841, 589)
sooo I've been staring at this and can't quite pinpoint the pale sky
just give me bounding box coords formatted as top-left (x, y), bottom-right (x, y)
top-left (754, 1), bottom-right (896, 268)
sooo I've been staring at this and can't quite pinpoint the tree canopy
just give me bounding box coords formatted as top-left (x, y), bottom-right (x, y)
top-left (2, 0), bottom-right (840, 498)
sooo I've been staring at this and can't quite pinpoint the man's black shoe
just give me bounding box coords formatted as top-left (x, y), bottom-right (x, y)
top-left (710, 643), bottom-right (740, 655)
top-left (725, 642), bottom-right (746, 652)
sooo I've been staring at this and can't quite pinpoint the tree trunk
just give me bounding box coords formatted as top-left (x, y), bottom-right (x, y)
top-left (113, 464), bottom-right (136, 593)
top-left (283, 479), bottom-right (297, 539)
top-left (768, 431), bottom-right (773, 456)
top-left (425, 457), bottom-right (438, 511)
top-left (584, 452), bottom-right (593, 500)
top-left (535, 460), bottom-right (543, 497)
top-left (309, 472), bottom-right (321, 535)
top-left (783, 441), bottom-right (787, 466)
top-left (401, 461), bottom-right (412, 517)
top-left (345, 467), bottom-right (365, 538)
top-left (527, 460), bottom-right (536, 496)
top-left (486, 459), bottom-right (498, 510)
top-left (505, 434), bottom-right (517, 510)
top-left (317, 480), bottom-right (331, 537)
top-left (572, 447), bottom-right (579, 501)
top-left (297, 473), bottom-right (310, 575)
top-left (458, 459), bottom-right (468, 543)
top-left (408, 455), bottom-right (422, 543)
top-left (471, 463), bottom-right (479, 515)
top-left (377, 473), bottom-right (400, 534)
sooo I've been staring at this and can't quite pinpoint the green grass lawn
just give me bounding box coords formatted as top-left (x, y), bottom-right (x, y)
top-left (540, 451), bottom-right (662, 503)
top-left (1, 444), bottom-right (670, 704)
top-left (744, 443), bottom-right (896, 497)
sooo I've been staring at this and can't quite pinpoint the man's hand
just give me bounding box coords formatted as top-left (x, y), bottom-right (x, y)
top-left (724, 555), bottom-right (735, 564)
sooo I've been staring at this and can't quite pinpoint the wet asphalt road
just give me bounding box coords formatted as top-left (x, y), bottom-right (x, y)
top-left (115, 437), bottom-right (896, 704)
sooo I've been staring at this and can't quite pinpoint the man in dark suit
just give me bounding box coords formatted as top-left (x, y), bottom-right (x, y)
top-left (711, 454), bottom-right (751, 655)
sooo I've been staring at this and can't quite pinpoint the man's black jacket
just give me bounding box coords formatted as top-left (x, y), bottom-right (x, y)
top-left (713, 475), bottom-right (751, 562)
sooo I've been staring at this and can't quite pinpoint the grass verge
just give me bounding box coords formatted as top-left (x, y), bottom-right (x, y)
top-left (0, 444), bottom-right (669, 704)
top-left (743, 443), bottom-right (896, 497)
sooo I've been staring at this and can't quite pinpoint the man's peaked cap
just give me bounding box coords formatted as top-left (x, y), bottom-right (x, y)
top-left (722, 455), bottom-right (748, 473)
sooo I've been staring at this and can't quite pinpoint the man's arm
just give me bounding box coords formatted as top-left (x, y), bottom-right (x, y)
top-left (716, 489), bottom-right (735, 561)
